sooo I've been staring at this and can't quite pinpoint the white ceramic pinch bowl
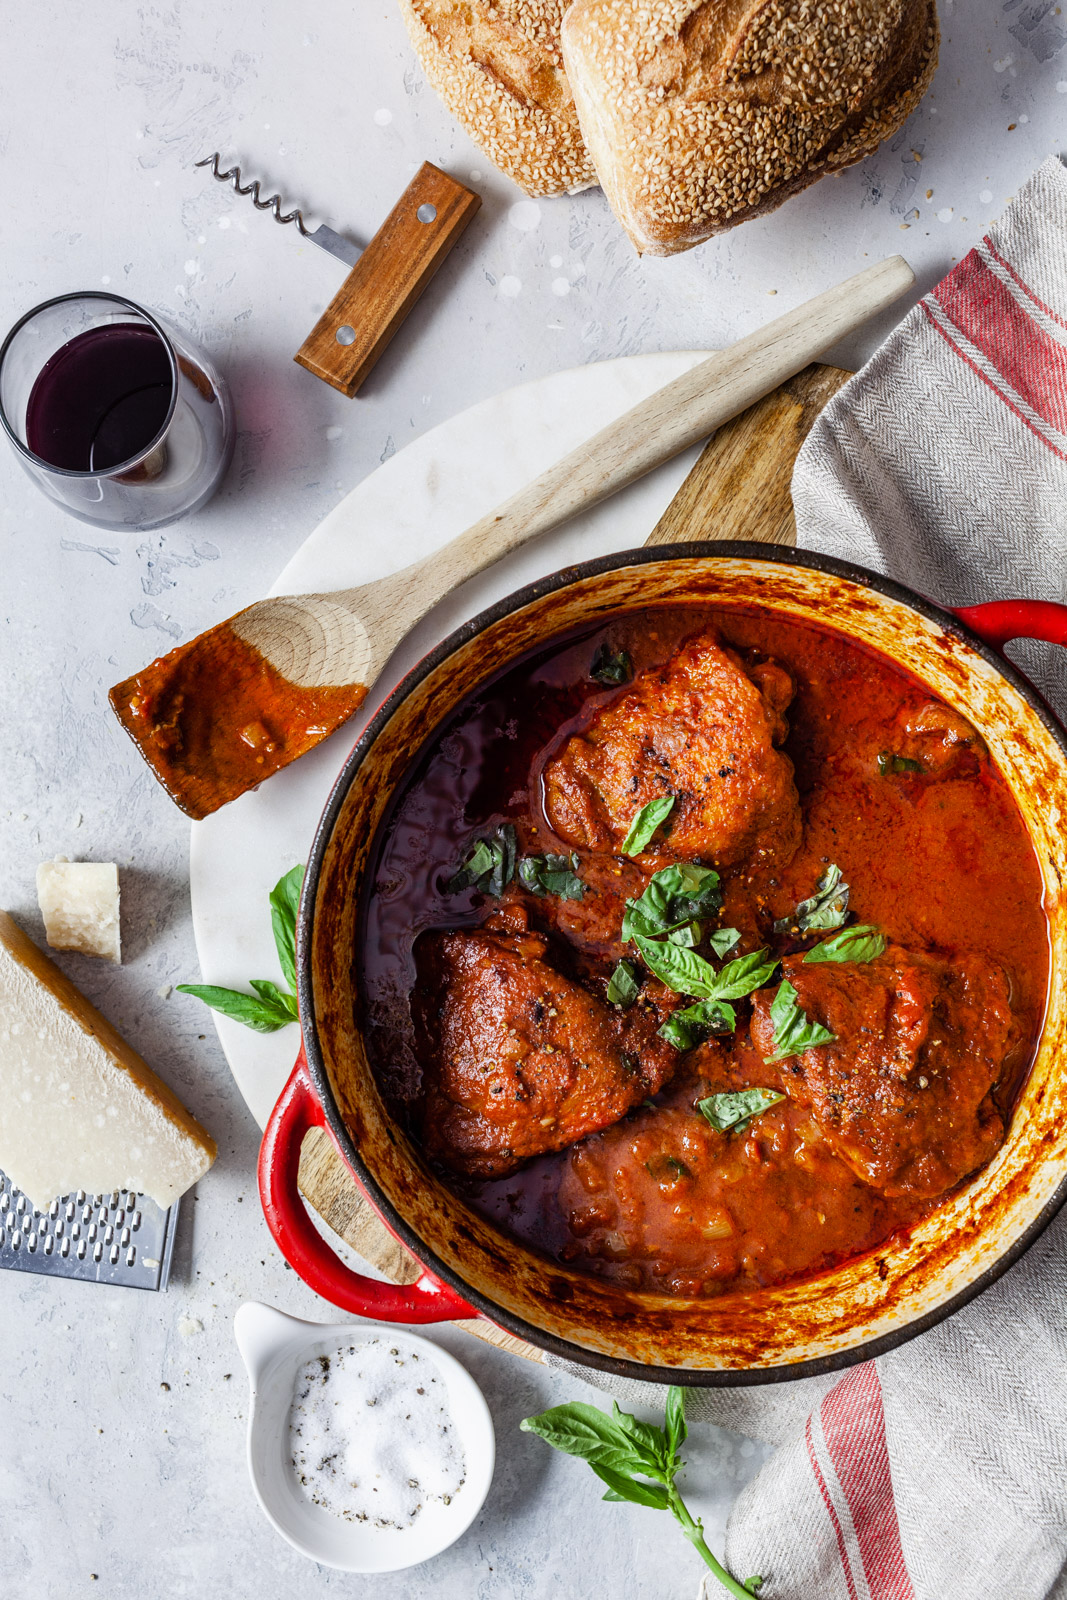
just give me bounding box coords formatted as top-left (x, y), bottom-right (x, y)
top-left (234, 1301), bottom-right (496, 1572)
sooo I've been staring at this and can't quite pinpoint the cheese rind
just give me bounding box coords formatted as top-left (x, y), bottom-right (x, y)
top-left (0, 910), bottom-right (216, 1212)
top-left (36, 859), bottom-right (121, 963)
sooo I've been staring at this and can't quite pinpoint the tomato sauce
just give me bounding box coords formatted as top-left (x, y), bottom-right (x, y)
top-left (357, 605), bottom-right (1048, 1298)
top-left (110, 622), bottom-right (366, 819)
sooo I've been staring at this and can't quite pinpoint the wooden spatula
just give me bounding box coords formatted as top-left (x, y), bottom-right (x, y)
top-left (109, 256), bottom-right (912, 819)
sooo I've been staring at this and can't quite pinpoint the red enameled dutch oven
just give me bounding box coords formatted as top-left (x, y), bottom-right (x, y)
top-left (258, 543), bottom-right (1067, 1385)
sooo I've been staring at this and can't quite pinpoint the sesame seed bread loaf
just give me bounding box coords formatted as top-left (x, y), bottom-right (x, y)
top-left (398, 0), bottom-right (597, 197)
top-left (560, 0), bottom-right (939, 254)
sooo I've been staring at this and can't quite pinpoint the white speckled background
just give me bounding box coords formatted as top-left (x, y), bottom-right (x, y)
top-left (0, 2), bottom-right (1063, 1595)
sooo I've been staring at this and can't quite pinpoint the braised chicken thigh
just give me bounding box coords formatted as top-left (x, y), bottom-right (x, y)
top-left (749, 947), bottom-right (1013, 1199)
top-left (413, 925), bottom-right (677, 1178)
top-left (543, 633), bottom-right (801, 870)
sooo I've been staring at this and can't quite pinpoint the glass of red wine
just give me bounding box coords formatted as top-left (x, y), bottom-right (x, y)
top-left (0, 291), bottom-right (235, 531)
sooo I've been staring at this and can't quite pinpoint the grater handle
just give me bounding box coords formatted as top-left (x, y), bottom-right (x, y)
top-left (258, 1049), bottom-right (477, 1321)
top-left (293, 162), bottom-right (481, 398)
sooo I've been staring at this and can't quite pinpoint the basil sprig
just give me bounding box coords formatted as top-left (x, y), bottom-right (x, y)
top-left (803, 925), bottom-right (887, 964)
top-left (446, 824), bottom-right (517, 897)
top-left (591, 644), bottom-right (634, 686)
top-left (178, 864), bottom-right (304, 1034)
top-left (518, 852), bottom-right (585, 901)
top-left (698, 1088), bottom-right (785, 1135)
top-left (622, 863), bottom-right (723, 941)
top-left (765, 979), bottom-right (836, 1061)
top-left (521, 1390), bottom-right (763, 1600)
top-left (774, 863), bottom-right (849, 937)
top-left (636, 939), bottom-right (778, 1004)
top-left (634, 942), bottom-right (779, 1049)
top-left (878, 751), bottom-right (923, 775)
top-left (621, 794), bottom-right (675, 856)
top-left (607, 960), bottom-right (640, 1008)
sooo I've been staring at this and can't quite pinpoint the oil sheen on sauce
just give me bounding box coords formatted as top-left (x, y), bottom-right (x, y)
top-left (357, 605), bottom-right (1049, 1299)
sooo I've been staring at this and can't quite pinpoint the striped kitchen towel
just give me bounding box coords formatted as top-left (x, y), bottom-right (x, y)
top-left (552, 157), bottom-right (1067, 1600)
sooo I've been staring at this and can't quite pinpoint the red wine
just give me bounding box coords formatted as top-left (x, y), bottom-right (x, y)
top-left (25, 323), bottom-right (173, 472)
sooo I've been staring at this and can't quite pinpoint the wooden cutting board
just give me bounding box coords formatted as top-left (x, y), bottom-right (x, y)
top-left (298, 359), bottom-right (852, 1365)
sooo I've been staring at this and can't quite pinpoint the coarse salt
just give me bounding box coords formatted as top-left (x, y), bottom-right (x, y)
top-left (288, 1339), bottom-right (466, 1528)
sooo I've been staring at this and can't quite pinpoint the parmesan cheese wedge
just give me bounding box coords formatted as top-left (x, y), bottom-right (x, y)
top-left (0, 911), bottom-right (216, 1213)
top-left (37, 858), bottom-right (121, 962)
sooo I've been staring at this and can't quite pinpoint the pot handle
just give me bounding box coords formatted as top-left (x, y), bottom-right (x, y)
top-left (952, 599), bottom-right (1067, 652)
top-left (258, 1050), bottom-right (478, 1323)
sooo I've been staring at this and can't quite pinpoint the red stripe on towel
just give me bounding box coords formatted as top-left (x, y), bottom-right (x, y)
top-left (805, 1411), bottom-right (860, 1600)
top-left (984, 236), bottom-right (1067, 333)
top-left (931, 248), bottom-right (1067, 439)
top-left (821, 1365), bottom-right (915, 1600)
top-left (921, 301), bottom-right (1067, 464)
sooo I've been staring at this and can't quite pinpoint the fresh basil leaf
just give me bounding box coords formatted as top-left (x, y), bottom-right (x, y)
top-left (659, 1012), bottom-right (708, 1051)
top-left (607, 960), bottom-right (640, 1008)
top-left (708, 927), bottom-right (741, 959)
top-left (635, 937), bottom-right (776, 1005)
top-left (611, 1401), bottom-right (671, 1469)
top-left (665, 1386), bottom-right (687, 1462)
top-left (621, 794), bottom-right (675, 856)
top-left (519, 1403), bottom-right (656, 1477)
top-left (663, 865), bottom-right (724, 922)
top-left (591, 644), bottom-right (634, 686)
top-left (518, 852), bottom-right (585, 901)
top-left (712, 948), bottom-right (779, 1000)
top-left (667, 921), bottom-right (700, 948)
top-left (634, 935), bottom-right (720, 998)
top-left (803, 925), bottom-right (887, 965)
top-left (175, 983), bottom-right (295, 1034)
top-left (249, 978), bottom-right (299, 1019)
top-left (622, 863), bottom-right (722, 941)
top-left (268, 864), bottom-right (304, 994)
top-left (592, 1463), bottom-right (671, 1509)
top-left (621, 901), bottom-right (667, 941)
top-left (492, 823), bottom-right (518, 898)
top-left (698, 1087), bottom-right (785, 1134)
top-left (446, 824), bottom-right (517, 896)
top-left (765, 979), bottom-right (836, 1061)
top-left (878, 751), bottom-right (923, 775)
top-left (461, 841), bottom-right (495, 882)
top-left (774, 863), bottom-right (850, 937)
top-left (659, 999), bottom-right (737, 1050)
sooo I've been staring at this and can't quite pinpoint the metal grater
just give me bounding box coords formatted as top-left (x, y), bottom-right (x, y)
top-left (0, 1169), bottom-right (178, 1291)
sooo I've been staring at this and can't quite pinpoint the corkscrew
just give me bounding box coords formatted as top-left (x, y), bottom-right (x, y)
top-left (195, 154), bottom-right (360, 266)
top-left (194, 152), bottom-right (480, 397)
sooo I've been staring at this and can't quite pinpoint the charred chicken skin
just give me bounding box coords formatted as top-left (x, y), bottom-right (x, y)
top-left (413, 925), bottom-right (678, 1178)
top-left (749, 946), bottom-right (1014, 1199)
top-left (542, 634), bottom-right (801, 870)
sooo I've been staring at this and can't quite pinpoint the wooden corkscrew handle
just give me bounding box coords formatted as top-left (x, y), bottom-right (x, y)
top-left (294, 162), bottom-right (481, 397)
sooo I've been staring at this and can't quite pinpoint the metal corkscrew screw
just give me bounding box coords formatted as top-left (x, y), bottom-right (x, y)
top-left (192, 150), bottom-right (481, 397)
top-left (195, 152), bottom-right (312, 236)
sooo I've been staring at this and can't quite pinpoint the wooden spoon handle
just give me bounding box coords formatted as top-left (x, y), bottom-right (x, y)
top-left (366, 256), bottom-right (912, 642)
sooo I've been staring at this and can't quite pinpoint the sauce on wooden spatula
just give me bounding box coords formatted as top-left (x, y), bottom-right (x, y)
top-left (109, 620), bottom-right (366, 819)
